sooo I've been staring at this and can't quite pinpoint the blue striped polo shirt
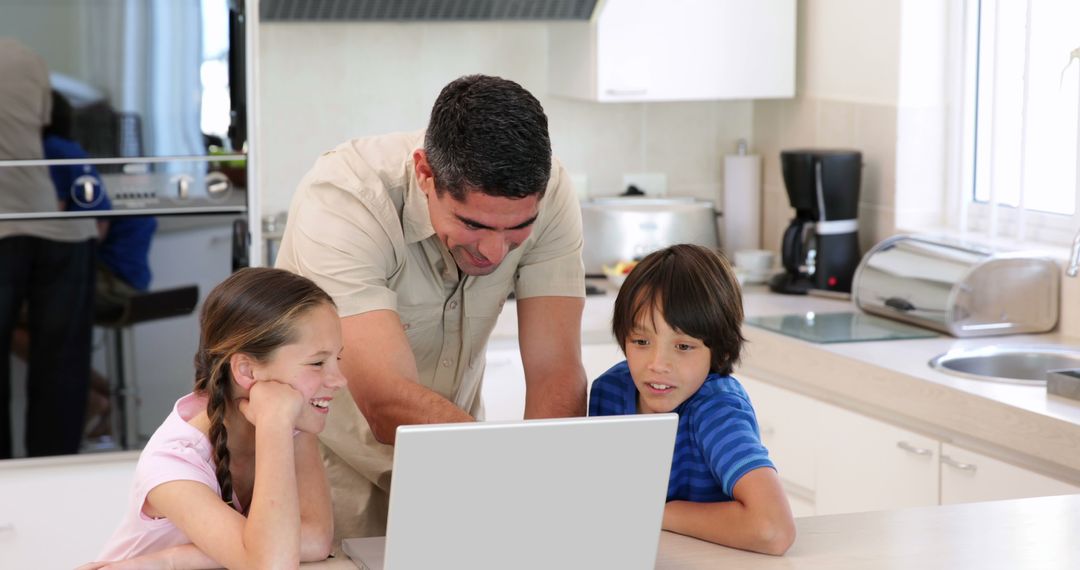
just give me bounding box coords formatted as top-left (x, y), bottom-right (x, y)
top-left (589, 361), bottom-right (775, 502)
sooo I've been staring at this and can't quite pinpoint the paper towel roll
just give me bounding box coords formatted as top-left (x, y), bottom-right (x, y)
top-left (722, 153), bottom-right (763, 253)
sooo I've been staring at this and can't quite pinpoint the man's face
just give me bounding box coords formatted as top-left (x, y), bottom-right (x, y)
top-left (415, 151), bottom-right (540, 276)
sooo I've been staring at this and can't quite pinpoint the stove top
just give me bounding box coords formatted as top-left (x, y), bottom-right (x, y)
top-left (746, 311), bottom-right (938, 343)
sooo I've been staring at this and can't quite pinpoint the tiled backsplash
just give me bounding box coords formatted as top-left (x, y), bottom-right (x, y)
top-left (257, 22), bottom-right (752, 215)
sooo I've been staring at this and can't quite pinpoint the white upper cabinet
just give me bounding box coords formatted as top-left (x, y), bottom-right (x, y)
top-left (549, 0), bottom-right (796, 102)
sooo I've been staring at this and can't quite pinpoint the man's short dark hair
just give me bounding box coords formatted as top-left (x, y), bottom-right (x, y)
top-left (612, 244), bottom-right (746, 376)
top-left (424, 74), bottom-right (551, 201)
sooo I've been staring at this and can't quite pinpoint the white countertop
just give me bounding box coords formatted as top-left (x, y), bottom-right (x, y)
top-left (737, 286), bottom-right (1080, 479)
top-left (305, 493), bottom-right (1080, 569)
top-left (488, 283), bottom-right (1080, 478)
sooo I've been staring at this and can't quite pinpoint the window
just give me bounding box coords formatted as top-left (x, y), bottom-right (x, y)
top-left (961, 0), bottom-right (1080, 244)
top-left (200, 0), bottom-right (232, 145)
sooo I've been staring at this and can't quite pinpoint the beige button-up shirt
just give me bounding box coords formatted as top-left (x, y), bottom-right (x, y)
top-left (275, 131), bottom-right (584, 536)
top-left (0, 38), bottom-right (96, 241)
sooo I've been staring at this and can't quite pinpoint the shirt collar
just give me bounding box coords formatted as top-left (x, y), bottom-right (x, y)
top-left (402, 153), bottom-right (436, 244)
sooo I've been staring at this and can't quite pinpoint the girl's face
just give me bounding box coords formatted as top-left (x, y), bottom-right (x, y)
top-left (251, 303), bottom-right (346, 433)
top-left (624, 307), bottom-right (712, 414)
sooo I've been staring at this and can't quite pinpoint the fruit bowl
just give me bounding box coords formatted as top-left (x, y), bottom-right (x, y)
top-left (602, 260), bottom-right (638, 288)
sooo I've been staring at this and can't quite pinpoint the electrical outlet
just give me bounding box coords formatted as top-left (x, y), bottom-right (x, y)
top-left (621, 172), bottom-right (667, 196)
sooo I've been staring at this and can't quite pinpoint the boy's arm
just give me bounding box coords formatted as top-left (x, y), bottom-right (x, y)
top-left (662, 467), bottom-right (796, 555)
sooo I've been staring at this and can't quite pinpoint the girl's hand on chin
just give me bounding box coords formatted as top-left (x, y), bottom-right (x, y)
top-left (238, 380), bottom-right (304, 428)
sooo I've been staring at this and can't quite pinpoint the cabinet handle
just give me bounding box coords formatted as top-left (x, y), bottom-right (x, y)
top-left (896, 441), bottom-right (933, 457)
top-left (941, 455), bottom-right (978, 472)
top-left (605, 88), bottom-right (648, 96)
top-left (0, 522), bottom-right (14, 534)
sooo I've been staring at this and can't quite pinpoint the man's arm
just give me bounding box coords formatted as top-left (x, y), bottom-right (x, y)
top-left (341, 310), bottom-right (472, 444)
top-left (517, 296), bottom-right (587, 418)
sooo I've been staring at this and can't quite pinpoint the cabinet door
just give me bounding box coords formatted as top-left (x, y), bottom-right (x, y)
top-left (815, 403), bottom-right (940, 515)
top-left (0, 456), bottom-right (136, 568)
top-left (940, 444), bottom-right (1080, 505)
top-left (481, 348), bottom-right (527, 421)
top-left (590, 0), bottom-right (796, 101)
top-left (582, 343), bottom-right (625, 397)
top-left (738, 376), bottom-right (819, 495)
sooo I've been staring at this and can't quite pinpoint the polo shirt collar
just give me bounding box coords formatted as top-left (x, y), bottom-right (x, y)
top-left (402, 154), bottom-right (435, 244)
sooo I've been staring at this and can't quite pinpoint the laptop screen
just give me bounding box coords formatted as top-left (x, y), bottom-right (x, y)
top-left (359, 414), bottom-right (677, 570)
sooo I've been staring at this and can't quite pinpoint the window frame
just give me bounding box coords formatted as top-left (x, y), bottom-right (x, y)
top-left (954, 0), bottom-right (1080, 246)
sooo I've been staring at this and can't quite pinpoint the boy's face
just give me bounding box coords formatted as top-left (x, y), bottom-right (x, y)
top-left (624, 307), bottom-right (712, 414)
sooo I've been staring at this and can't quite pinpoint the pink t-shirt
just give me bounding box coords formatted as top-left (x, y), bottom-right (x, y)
top-left (97, 392), bottom-right (239, 561)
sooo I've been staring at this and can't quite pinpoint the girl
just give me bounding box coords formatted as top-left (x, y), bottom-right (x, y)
top-left (80, 267), bottom-right (345, 569)
top-left (589, 244), bottom-right (796, 555)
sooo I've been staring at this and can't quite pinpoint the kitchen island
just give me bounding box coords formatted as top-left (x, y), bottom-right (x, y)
top-left (304, 493), bottom-right (1080, 569)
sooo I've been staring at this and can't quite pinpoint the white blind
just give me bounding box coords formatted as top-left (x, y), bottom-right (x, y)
top-left (967, 0), bottom-right (1080, 243)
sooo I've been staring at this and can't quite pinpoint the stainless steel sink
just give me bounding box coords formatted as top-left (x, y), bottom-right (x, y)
top-left (929, 345), bottom-right (1080, 384)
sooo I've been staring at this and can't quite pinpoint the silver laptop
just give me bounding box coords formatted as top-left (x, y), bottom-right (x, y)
top-left (343, 414), bottom-right (677, 570)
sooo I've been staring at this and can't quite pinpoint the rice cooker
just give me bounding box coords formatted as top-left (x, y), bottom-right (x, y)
top-left (579, 197), bottom-right (719, 275)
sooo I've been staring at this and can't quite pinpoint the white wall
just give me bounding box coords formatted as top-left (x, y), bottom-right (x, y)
top-left (753, 0), bottom-right (952, 254)
top-left (257, 21), bottom-right (754, 216)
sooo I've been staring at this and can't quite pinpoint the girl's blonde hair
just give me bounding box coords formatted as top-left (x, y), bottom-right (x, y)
top-left (192, 267), bottom-right (334, 511)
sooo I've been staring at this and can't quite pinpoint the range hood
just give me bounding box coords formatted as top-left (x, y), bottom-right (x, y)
top-left (260, 0), bottom-right (599, 21)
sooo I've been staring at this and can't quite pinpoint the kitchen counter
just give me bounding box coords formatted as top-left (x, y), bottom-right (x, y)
top-left (489, 283), bottom-right (1080, 479)
top-left (735, 287), bottom-right (1080, 480)
top-left (303, 493), bottom-right (1080, 569)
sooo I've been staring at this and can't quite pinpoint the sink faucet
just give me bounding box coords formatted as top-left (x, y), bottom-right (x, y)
top-left (1070, 227), bottom-right (1080, 277)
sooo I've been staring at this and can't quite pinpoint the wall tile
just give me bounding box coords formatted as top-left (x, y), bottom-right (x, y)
top-left (816, 99), bottom-right (856, 148)
top-left (258, 22), bottom-right (755, 214)
top-left (857, 202), bottom-right (896, 253)
top-left (1058, 272), bottom-right (1080, 338)
top-left (852, 103), bottom-right (898, 208)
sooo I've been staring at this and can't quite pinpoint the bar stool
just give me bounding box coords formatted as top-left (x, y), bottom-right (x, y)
top-left (98, 285), bottom-right (198, 449)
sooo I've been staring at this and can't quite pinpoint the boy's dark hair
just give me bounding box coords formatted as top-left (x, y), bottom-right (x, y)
top-left (424, 74), bottom-right (551, 202)
top-left (612, 244), bottom-right (745, 376)
top-left (44, 89), bottom-right (73, 139)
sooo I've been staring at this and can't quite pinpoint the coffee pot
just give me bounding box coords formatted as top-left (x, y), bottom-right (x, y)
top-left (769, 150), bottom-right (862, 295)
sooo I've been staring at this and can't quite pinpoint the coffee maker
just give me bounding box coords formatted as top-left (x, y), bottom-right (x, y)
top-left (769, 150), bottom-right (862, 295)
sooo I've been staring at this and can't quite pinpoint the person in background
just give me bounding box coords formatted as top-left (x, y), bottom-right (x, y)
top-left (589, 244), bottom-right (796, 555)
top-left (9, 89), bottom-right (159, 440)
top-left (80, 268), bottom-right (343, 569)
top-left (43, 89), bottom-right (157, 321)
top-left (0, 37), bottom-right (97, 458)
top-left (275, 74), bottom-right (588, 540)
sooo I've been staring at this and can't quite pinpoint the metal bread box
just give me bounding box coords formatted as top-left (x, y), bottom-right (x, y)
top-left (852, 235), bottom-right (1060, 337)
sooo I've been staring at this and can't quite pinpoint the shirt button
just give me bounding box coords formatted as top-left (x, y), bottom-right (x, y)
top-left (449, 300), bottom-right (458, 310)
top-left (441, 358), bottom-right (453, 368)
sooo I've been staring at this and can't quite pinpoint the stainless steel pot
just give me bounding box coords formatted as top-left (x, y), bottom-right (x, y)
top-left (580, 197), bottom-right (719, 274)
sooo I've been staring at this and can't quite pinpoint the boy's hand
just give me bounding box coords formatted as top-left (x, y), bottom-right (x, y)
top-left (237, 380), bottom-right (304, 428)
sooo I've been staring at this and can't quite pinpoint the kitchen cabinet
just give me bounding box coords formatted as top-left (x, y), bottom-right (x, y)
top-left (0, 454), bottom-right (137, 569)
top-left (548, 0), bottom-right (795, 102)
top-left (482, 342), bottom-right (624, 421)
top-left (814, 402), bottom-right (940, 515)
top-left (482, 348), bottom-right (527, 421)
top-left (739, 377), bottom-right (819, 494)
top-left (742, 374), bottom-right (1080, 517)
top-left (940, 443), bottom-right (1080, 505)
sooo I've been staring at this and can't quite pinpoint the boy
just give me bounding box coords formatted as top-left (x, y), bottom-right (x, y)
top-left (589, 244), bottom-right (795, 555)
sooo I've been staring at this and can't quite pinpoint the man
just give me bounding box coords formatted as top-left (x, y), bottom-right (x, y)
top-left (0, 38), bottom-right (97, 458)
top-left (275, 75), bottom-right (587, 540)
